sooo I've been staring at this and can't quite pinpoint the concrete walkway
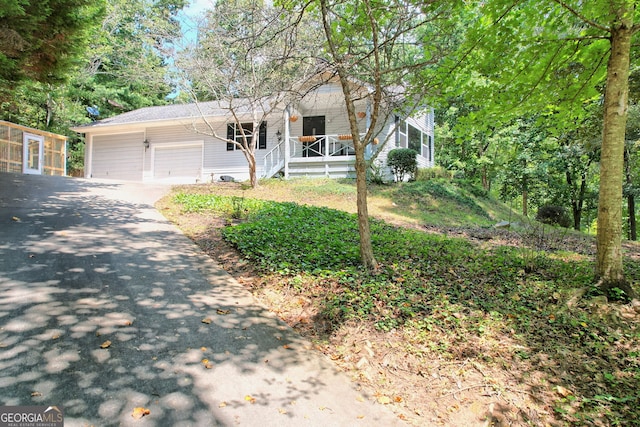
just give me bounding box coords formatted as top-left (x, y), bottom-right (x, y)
top-left (0, 173), bottom-right (401, 426)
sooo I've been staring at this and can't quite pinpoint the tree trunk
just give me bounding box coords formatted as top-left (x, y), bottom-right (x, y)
top-left (625, 146), bottom-right (636, 240)
top-left (628, 194), bottom-right (637, 241)
top-left (596, 13), bottom-right (636, 299)
top-left (247, 153), bottom-right (258, 188)
top-left (482, 167), bottom-right (489, 190)
top-left (355, 141), bottom-right (377, 270)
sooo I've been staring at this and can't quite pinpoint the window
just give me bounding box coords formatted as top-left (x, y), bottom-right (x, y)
top-left (396, 120), bottom-right (433, 159)
top-left (397, 119), bottom-right (407, 148)
top-left (408, 124), bottom-right (422, 155)
top-left (226, 122), bottom-right (267, 151)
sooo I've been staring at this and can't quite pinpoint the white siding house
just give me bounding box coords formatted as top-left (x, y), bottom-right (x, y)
top-left (72, 80), bottom-right (434, 183)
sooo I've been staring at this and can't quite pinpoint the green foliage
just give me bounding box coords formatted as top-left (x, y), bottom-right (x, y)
top-left (173, 193), bottom-right (268, 218)
top-left (397, 179), bottom-right (490, 219)
top-left (172, 181), bottom-right (640, 425)
top-left (1, 0), bottom-right (187, 175)
top-left (387, 148), bottom-right (418, 182)
top-left (222, 203), bottom-right (362, 273)
top-left (0, 0), bottom-right (105, 86)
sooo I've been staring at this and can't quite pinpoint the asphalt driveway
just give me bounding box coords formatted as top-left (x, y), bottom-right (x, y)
top-left (0, 173), bottom-right (400, 426)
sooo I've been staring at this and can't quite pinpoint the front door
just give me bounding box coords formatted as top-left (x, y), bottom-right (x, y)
top-left (302, 116), bottom-right (325, 157)
top-left (23, 133), bottom-right (44, 175)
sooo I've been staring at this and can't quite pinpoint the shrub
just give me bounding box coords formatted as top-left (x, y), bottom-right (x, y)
top-left (536, 205), bottom-right (571, 228)
top-left (387, 148), bottom-right (418, 182)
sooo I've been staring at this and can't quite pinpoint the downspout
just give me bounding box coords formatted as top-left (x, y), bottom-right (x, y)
top-left (85, 134), bottom-right (93, 178)
top-left (284, 106), bottom-right (291, 179)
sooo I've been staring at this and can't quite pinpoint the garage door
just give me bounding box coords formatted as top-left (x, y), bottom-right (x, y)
top-left (92, 133), bottom-right (144, 181)
top-left (153, 145), bottom-right (202, 181)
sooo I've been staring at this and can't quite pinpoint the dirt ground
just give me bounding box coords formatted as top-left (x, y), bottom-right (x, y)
top-left (159, 203), bottom-right (639, 427)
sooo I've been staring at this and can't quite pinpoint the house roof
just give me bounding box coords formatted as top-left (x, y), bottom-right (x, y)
top-left (72, 99), bottom-right (275, 132)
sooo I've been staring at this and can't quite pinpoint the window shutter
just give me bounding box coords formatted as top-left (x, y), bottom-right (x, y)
top-left (258, 122), bottom-right (267, 149)
top-left (226, 123), bottom-right (235, 151)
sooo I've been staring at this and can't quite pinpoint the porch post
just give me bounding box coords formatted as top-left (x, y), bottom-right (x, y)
top-left (284, 106), bottom-right (291, 179)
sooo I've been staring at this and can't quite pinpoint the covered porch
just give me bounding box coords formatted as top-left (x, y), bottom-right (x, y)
top-left (263, 133), bottom-right (370, 179)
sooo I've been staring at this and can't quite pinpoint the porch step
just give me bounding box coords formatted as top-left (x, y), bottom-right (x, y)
top-left (286, 160), bottom-right (356, 179)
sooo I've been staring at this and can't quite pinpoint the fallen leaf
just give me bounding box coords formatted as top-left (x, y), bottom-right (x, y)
top-left (201, 318), bottom-right (212, 324)
top-left (131, 407), bottom-right (150, 419)
top-left (11, 216), bottom-right (20, 222)
top-left (278, 408), bottom-right (287, 414)
top-left (100, 340), bottom-right (111, 349)
top-left (283, 344), bottom-right (291, 349)
top-left (357, 415), bottom-right (365, 419)
top-left (218, 401), bottom-right (227, 408)
top-left (377, 396), bottom-right (391, 405)
top-left (394, 396), bottom-right (403, 403)
top-left (201, 359), bottom-right (213, 369)
top-left (556, 385), bottom-right (573, 397)
top-left (245, 395), bottom-right (256, 404)
top-left (200, 347), bottom-right (207, 352)
top-left (216, 309), bottom-right (230, 315)
top-left (52, 334), bottom-right (60, 340)
top-left (123, 320), bottom-right (133, 326)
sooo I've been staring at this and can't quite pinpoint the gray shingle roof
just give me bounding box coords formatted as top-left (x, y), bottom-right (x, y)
top-left (74, 100), bottom-right (268, 130)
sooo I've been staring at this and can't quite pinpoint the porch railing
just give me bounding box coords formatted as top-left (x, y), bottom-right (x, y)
top-left (290, 134), bottom-right (359, 158)
top-left (262, 134), bottom-right (362, 178)
top-left (262, 139), bottom-right (286, 178)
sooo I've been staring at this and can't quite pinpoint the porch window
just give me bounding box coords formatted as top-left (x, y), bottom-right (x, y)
top-left (226, 122), bottom-right (267, 151)
top-left (408, 124), bottom-right (422, 155)
top-left (396, 120), bottom-right (432, 160)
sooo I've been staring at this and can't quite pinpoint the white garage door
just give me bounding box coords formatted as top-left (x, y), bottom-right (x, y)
top-left (153, 145), bottom-right (202, 182)
top-left (92, 133), bottom-right (144, 181)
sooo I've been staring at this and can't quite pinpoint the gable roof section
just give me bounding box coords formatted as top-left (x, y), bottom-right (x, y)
top-left (72, 100), bottom-right (273, 132)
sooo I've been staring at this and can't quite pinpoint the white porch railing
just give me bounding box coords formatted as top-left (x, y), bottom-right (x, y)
top-left (291, 134), bottom-right (358, 158)
top-left (262, 139), bottom-right (286, 178)
top-left (262, 134), bottom-right (363, 178)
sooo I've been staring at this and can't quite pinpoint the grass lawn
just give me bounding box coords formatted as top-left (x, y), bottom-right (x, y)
top-left (158, 177), bottom-right (640, 426)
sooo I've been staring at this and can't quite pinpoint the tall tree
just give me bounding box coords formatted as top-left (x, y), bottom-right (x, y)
top-left (315, 0), bottom-right (459, 270)
top-left (74, 0), bottom-right (186, 118)
top-left (452, 0), bottom-right (639, 298)
top-left (178, 0), bottom-right (319, 188)
top-left (0, 0), bottom-right (104, 91)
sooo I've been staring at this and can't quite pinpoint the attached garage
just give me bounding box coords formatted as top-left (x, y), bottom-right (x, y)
top-left (91, 133), bottom-right (144, 181)
top-left (153, 143), bottom-right (203, 182)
